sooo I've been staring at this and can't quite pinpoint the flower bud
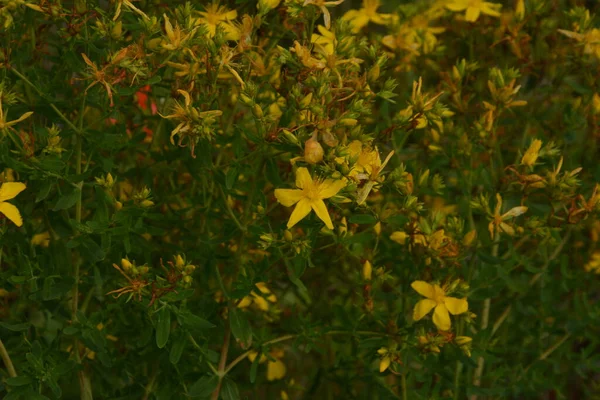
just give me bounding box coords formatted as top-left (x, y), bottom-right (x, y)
top-left (175, 255), bottom-right (185, 269)
top-left (521, 139), bottom-right (542, 167)
top-left (362, 260), bottom-right (372, 281)
top-left (252, 104), bottom-right (264, 119)
top-left (304, 135), bottom-right (324, 164)
top-left (121, 258), bottom-right (133, 271)
top-left (299, 93), bottom-right (312, 109)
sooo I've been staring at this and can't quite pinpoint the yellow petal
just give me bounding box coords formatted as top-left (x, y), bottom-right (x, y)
top-left (379, 356), bottom-right (391, 373)
top-left (390, 231), bottom-right (408, 244)
top-left (267, 359), bottom-right (286, 381)
top-left (488, 221), bottom-right (495, 240)
top-left (500, 222), bottom-right (515, 236)
top-left (446, 1), bottom-right (467, 11)
top-left (465, 7), bottom-right (481, 22)
top-left (0, 182), bottom-right (26, 201)
top-left (295, 167), bottom-right (313, 189)
top-left (444, 297), bottom-right (468, 315)
top-left (237, 296), bottom-right (253, 308)
top-left (274, 189), bottom-right (304, 207)
top-left (494, 193), bottom-right (502, 216)
top-left (432, 304), bottom-right (451, 331)
top-left (502, 206), bottom-right (528, 219)
top-left (311, 199), bottom-right (333, 229)
top-left (411, 281), bottom-right (435, 299)
top-left (413, 299), bottom-right (436, 321)
top-left (318, 179), bottom-right (346, 199)
top-left (287, 198), bottom-right (312, 228)
top-left (7, 112), bottom-right (33, 127)
top-left (0, 202), bottom-right (23, 227)
top-left (252, 293), bottom-right (270, 311)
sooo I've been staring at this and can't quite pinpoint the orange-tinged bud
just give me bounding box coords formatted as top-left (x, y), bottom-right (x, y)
top-left (304, 135), bottom-right (324, 164)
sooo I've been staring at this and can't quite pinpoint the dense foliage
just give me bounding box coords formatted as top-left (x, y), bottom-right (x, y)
top-left (1, 0), bottom-right (600, 399)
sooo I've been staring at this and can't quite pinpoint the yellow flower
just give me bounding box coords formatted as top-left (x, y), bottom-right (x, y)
top-left (274, 167), bottom-right (346, 230)
top-left (248, 348), bottom-right (286, 381)
top-left (195, 2), bottom-right (240, 40)
top-left (346, 140), bottom-right (394, 205)
top-left (0, 182), bottom-right (26, 227)
top-left (558, 28), bottom-right (600, 60)
top-left (342, 0), bottom-right (394, 33)
top-left (521, 139), bottom-right (542, 167)
top-left (311, 25), bottom-right (336, 56)
top-left (411, 281), bottom-right (468, 331)
top-left (237, 282), bottom-right (277, 311)
top-left (488, 194), bottom-right (528, 240)
top-left (445, 0), bottom-right (502, 22)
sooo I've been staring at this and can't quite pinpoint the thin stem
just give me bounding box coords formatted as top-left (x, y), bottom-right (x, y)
top-left (211, 322), bottom-right (231, 400)
top-left (0, 338), bottom-right (17, 378)
top-left (401, 372), bottom-right (407, 400)
top-left (471, 236), bottom-right (499, 400)
top-left (10, 68), bottom-right (83, 135)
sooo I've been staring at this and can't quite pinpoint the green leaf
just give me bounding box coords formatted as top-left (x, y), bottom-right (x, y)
top-left (169, 334), bottom-right (186, 365)
top-left (179, 311), bottom-right (216, 331)
top-left (6, 376), bottom-right (32, 386)
top-left (0, 322), bottom-right (31, 331)
top-left (188, 375), bottom-right (219, 398)
top-left (53, 188), bottom-right (80, 211)
top-left (156, 307), bottom-right (171, 349)
top-left (229, 308), bottom-right (252, 349)
top-left (220, 378), bottom-right (240, 400)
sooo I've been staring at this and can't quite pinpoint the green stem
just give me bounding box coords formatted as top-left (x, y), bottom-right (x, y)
top-left (401, 372), bottom-right (407, 400)
top-left (471, 236), bottom-right (499, 400)
top-left (211, 322), bottom-right (231, 400)
top-left (0, 338), bottom-right (17, 378)
top-left (10, 68), bottom-right (83, 135)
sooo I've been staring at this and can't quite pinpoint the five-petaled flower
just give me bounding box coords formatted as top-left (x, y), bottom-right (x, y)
top-left (342, 0), bottom-right (394, 33)
top-left (412, 280), bottom-right (468, 331)
top-left (0, 182), bottom-right (26, 227)
top-left (488, 194), bottom-right (528, 240)
top-left (445, 0), bottom-right (502, 23)
top-left (274, 167), bottom-right (345, 230)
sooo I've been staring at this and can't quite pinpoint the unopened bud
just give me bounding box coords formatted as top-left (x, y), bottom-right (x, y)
top-left (362, 260), bottom-right (372, 281)
top-left (304, 134), bottom-right (324, 164)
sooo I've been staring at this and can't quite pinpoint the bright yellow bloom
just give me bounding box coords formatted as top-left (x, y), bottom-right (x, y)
top-left (0, 182), bottom-right (26, 227)
top-left (445, 0), bottom-right (502, 22)
top-left (411, 281), bottom-right (468, 331)
top-left (488, 194), bottom-right (528, 240)
top-left (521, 139), bottom-right (542, 167)
top-left (311, 25), bottom-right (336, 56)
top-left (248, 348), bottom-right (286, 381)
top-left (195, 2), bottom-right (240, 40)
top-left (342, 0), bottom-right (394, 33)
top-left (237, 282), bottom-right (277, 311)
top-left (274, 167), bottom-right (346, 229)
top-left (558, 28), bottom-right (600, 60)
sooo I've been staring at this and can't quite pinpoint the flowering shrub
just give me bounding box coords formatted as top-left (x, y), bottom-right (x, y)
top-left (1, 0), bottom-right (600, 399)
